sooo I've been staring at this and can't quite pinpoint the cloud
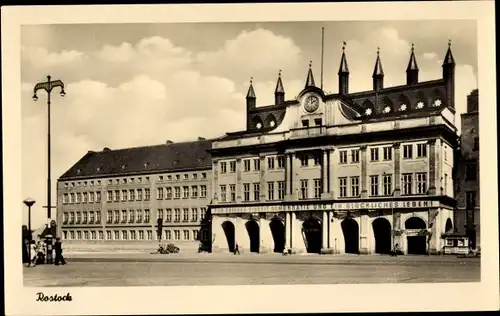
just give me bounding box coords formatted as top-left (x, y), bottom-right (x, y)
top-left (423, 52), bottom-right (438, 60)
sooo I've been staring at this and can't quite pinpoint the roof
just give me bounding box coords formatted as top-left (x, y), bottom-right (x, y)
top-left (59, 139), bottom-right (213, 180)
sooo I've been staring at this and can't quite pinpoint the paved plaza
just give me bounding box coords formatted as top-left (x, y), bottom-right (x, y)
top-left (23, 253), bottom-right (480, 286)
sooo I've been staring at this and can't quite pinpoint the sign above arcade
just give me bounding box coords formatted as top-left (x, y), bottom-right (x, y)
top-left (211, 200), bottom-right (440, 215)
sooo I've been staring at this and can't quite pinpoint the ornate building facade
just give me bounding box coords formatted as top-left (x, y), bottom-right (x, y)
top-left (56, 139), bottom-right (212, 249)
top-left (454, 89), bottom-right (480, 250)
top-left (208, 43), bottom-right (459, 255)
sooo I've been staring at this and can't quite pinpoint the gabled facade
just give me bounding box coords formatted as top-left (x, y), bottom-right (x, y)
top-left (208, 43), bottom-right (458, 255)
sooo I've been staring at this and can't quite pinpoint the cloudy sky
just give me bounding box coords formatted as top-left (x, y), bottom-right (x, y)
top-left (21, 21), bottom-right (477, 227)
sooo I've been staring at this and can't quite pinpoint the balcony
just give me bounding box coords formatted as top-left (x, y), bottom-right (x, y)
top-left (290, 126), bottom-right (326, 139)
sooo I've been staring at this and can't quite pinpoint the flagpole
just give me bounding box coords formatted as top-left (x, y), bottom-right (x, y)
top-left (320, 27), bottom-right (324, 90)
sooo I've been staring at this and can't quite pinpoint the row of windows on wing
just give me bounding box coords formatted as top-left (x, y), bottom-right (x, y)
top-left (361, 98), bottom-right (443, 116)
top-left (61, 228), bottom-right (207, 242)
top-left (155, 186), bottom-right (208, 200)
top-left (62, 211), bottom-right (102, 225)
top-left (62, 172), bottom-right (208, 188)
top-left (338, 143), bottom-right (430, 164)
top-left (219, 156), bottom-right (286, 173)
top-left (62, 192), bottom-right (101, 204)
top-left (219, 181), bottom-right (286, 203)
top-left (157, 207), bottom-right (207, 223)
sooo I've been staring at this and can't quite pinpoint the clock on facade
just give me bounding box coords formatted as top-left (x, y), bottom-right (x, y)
top-left (304, 95), bottom-right (319, 113)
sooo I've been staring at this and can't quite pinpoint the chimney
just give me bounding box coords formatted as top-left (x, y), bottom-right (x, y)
top-left (166, 140), bottom-right (174, 144)
top-left (103, 147), bottom-right (111, 151)
top-left (198, 137), bottom-right (206, 141)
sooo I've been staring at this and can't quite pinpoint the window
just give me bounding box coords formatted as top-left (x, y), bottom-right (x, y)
top-left (96, 211), bottom-right (101, 224)
top-left (144, 188), bottom-right (150, 201)
top-left (383, 175), bottom-right (392, 196)
top-left (83, 192), bottom-right (88, 203)
top-left (220, 162), bottom-right (227, 174)
top-left (175, 175), bottom-right (180, 180)
top-left (314, 179), bottom-right (322, 198)
top-left (144, 209), bottom-right (150, 223)
top-left (444, 173), bottom-right (448, 194)
top-left (313, 154), bottom-right (321, 166)
top-left (351, 176), bottom-right (359, 197)
top-left (230, 184), bottom-right (236, 202)
top-left (339, 178), bottom-right (347, 197)
top-left (383, 147), bottom-right (392, 160)
top-left (137, 189), bottom-right (143, 201)
top-left (157, 188), bottom-right (164, 200)
top-left (165, 209), bottom-right (172, 222)
top-left (63, 231), bottom-right (68, 240)
top-left (300, 154), bottom-right (309, 167)
top-left (339, 151), bottom-right (348, 164)
top-left (183, 230), bottom-right (190, 241)
top-left (466, 191), bottom-right (477, 210)
top-left (174, 209), bottom-right (181, 222)
top-left (121, 190), bottom-right (127, 201)
top-left (403, 173), bottom-right (413, 195)
top-left (137, 210), bottom-right (143, 223)
top-left (174, 187), bottom-right (181, 199)
top-left (122, 231), bottom-right (128, 240)
top-left (473, 137), bottom-right (479, 151)
top-left (76, 212), bottom-right (82, 224)
top-left (84, 231), bottom-right (89, 240)
top-left (277, 156), bottom-right (285, 168)
top-left (89, 192), bottom-right (95, 203)
top-left (114, 210), bottom-right (120, 223)
top-left (254, 158), bottom-right (260, 171)
top-left (370, 175), bottom-right (379, 196)
top-left (96, 192), bottom-right (101, 202)
top-left (193, 230), bottom-right (199, 241)
top-left (130, 231), bottom-right (136, 241)
top-left (147, 230), bottom-right (153, 240)
top-left (77, 231), bottom-right (82, 240)
top-left (174, 230), bottom-right (181, 241)
top-left (403, 144), bottom-right (413, 159)
top-left (314, 118), bottom-right (322, 126)
top-left (114, 231), bottom-right (119, 240)
top-left (351, 149), bottom-right (360, 163)
top-left (91, 231), bottom-right (97, 240)
top-left (63, 194), bottom-right (69, 204)
top-left (69, 193), bottom-right (75, 204)
top-left (138, 231), bottom-right (144, 240)
top-left (300, 180), bottom-right (308, 200)
top-left (219, 185), bottom-right (227, 202)
top-left (70, 212), bottom-right (75, 224)
top-left (183, 174), bottom-right (188, 180)
top-left (229, 161), bottom-right (236, 173)
top-left (166, 187), bottom-right (172, 199)
top-left (182, 186), bottom-right (189, 199)
top-left (192, 173), bottom-right (197, 180)
top-left (76, 193), bottom-right (82, 203)
top-left (165, 230), bottom-right (172, 240)
top-left (253, 183), bottom-right (260, 201)
top-left (158, 175), bottom-right (164, 181)
top-left (243, 183), bottom-right (250, 201)
top-left (191, 186), bottom-right (198, 198)
top-left (244, 160), bottom-right (251, 172)
top-left (106, 231), bottom-right (112, 240)
top-left (191, 208), bottom-right (198, 222)
top-left (63, 212), bottom-right (69, 224)
top-left (201, 208), bottom-right (207, 220)
top-left (114, 190), bottom-right (120, 202)
top-left (444, 146), bottom-right (448, 161)
top-left (302, 120), bottom-right (309, 128)
top-left (201, 172), bottom-right (207, 179)
top-left (370, 148), bottom-right (379, 161)
top-left (268, 157), bottom-right (275, 169)
top-left (278, 181), bottom-right (285, 200)
top-left (89, 211), bottom-right (95, 224)
top-left (182, 208), bottom-right (189, 222)
top-left (69, 231), bottom-right (75, 240)
top-left (121, 210), bottom-right (127, 223)
top-left (268, 182), bottom-right (275, 200)
top-left (200, 185), bottom-right (207, 198)
top-left (416, 173), bottom-right (427, 194)
top-left (129, 210), bottom-right (135, 223)
top-left (157, 209), bottom-right (164, 220)
top-left (465, 163), bottom-right (477, 181)
top-left (417, 143), bottom-right (427, 158)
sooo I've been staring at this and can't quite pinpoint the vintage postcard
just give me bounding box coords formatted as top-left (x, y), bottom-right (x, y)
top-left (2, 2), bottom-right (499, 315)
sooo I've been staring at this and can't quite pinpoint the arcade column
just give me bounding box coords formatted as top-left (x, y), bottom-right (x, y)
top-left (285, 212), bottom-right (291, 249)
top-left (428, 208), bottom-right (441, 255)
top-left (321, 211), bottom-right (329, 252)
top-left (259, 215), bottom-right (273, 253)
top-left (211, 215), bottom-right (226, 252)
top-left (359, 212), bottom-right (370, 254)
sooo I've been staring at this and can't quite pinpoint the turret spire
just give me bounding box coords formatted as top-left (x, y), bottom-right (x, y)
top-left (274, 70), bottom-right (285, 105)
top-left (305, 61), bottom-right (316, 88)
top-left (443, 39), bottom-right (455, 65)
top-left (442, 39), bottom-right (456, 110)
top-left (338, 41), bottom-right (349, 95)
top-left (372, 47), bottom-right (384, 91)
top-left (338, 41), bottom-right (349, 74)
top-left (406, 43), bottom-right (419, 85)
top-left (246, 77), bottom-right (256, 99)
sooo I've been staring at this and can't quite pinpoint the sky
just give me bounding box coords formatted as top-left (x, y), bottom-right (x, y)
top-left (21, 21), bottom-right (478, 228)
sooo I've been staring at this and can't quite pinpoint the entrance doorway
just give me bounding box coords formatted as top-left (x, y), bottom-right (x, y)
top-left (341, 218), bottom-right (359, 254)
top-left (245, 220), bottom-right (260, 253)
top-left (221, 221), bottom-right (235, 253)
top-left (269, 219), bottom-right (285, 253)
top-left (405, 217), bottom-right (427, 255)
top-left (302, 218), bottom-right (322, 253)
top-left (372, 218), bottom-right (392, 254)
top-left (445, 218), bottom-right (453, 233)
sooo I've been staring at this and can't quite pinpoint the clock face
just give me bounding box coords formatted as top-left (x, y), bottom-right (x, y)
top-left (304, 95), bottom-right (319, 113)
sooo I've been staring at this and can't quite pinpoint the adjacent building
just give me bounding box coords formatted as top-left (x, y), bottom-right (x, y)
top-left (56, 139), bottom-right (213, 249)
top-left (208, 43), bottom-right (459, 255)
top-left (454, 89), bottom-right (480, 250)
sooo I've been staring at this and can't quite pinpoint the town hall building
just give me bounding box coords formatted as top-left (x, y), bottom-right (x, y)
top-left (207, 42), bottom-right (459, 255)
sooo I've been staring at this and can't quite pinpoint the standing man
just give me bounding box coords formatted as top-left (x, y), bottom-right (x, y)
top-left (54, 237), bottom-right (66, 265)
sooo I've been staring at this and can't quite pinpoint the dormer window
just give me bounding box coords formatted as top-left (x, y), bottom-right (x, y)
top-left (383, 106), bottom-right (391, 114)
top-left (433, 99), bottom-right (442, 107)
top-left (416, 101), bottom-right (424, 109)
top-left (256, 122), bottom-right (262, 129)
top-left (365, 108), bottom-right (372, 116)
top-left (121, 165), bottom-right (126, 170)
top-left (96, 167), bottom-right (101, 172)
top-left (77, 169), bottom-right (81, 174)
top-left (400, 104), bottom-right (407, 111)
top-left (269, 121), bottom-right (276, 127)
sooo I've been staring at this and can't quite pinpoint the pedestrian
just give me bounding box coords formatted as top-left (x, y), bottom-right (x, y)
top-left (22, 238), bottom-right (29, 265)
top-left (54, 237), bottom-right (66, 265)
top-left (234, 243), bottom-right (240, 255)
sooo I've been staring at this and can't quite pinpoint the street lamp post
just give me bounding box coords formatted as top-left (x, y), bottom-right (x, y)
top-left (23, 198), bottom-right (36, 267)
top-left (33, 76), bottom-right (65, 225)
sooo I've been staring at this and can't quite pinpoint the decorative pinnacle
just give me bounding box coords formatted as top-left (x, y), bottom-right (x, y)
top-left (309, 60), bottom-right (312, 68)
top-left (411, 43), bottom-right (415, 51)
top-left (278, 69), bottom-right (282, 77)
top-left (377, 46), bottom-right (380, 55)
top-left (342, 41), bottom-right (346, 51)
top-left (250, 77), bottom-right (253, 84)
top-left (448, 39), bottom-right (451, 47)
